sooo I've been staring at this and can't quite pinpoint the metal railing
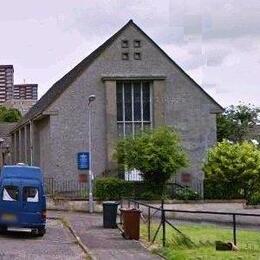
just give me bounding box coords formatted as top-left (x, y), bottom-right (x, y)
top-left (123, 198), bottom-right (260, 247)
top-left (44, 178), bottom-right (88, 199)
top-left (44, 177), bottom-right (188, 200)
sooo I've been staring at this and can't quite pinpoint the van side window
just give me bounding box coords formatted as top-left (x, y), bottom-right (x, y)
top-left (23, 187), bottom-right (39, 202)
top-left (2, 186), bottom-right (19, 201)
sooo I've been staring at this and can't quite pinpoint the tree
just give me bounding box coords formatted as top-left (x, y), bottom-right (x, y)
top-left (0, 106), bottom-right (21, 122)
top-left (114, 127), bottom-right (188, 195)
top-left (203, 140), bottom-right (260, 200)
top-left (217, 103), bottom-right (260, 142)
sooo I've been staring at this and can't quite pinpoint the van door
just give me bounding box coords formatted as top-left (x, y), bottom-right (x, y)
top-left (21, 186), bottom-right (43, 225)
top-left (0, 185), bottom-right (21, 225)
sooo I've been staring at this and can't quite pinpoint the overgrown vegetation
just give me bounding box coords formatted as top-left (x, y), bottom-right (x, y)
top-left (114, 127), bottom-right (188, 197)
top-left (175, 187), bottom-right (201, 201)
top-left (203, 140), bottom-right (260, 203)
top-left (0, 106), bottom-right (21, 122)
top-left (94, 177), bottom-right (132, 200)
top-left (141, 224), bottom-right (260, 260)
top-left (94, 177), bottom-right (170, 201)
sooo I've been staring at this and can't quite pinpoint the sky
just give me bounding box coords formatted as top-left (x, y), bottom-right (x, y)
top-left (0, 0), bottom-right (260, 107)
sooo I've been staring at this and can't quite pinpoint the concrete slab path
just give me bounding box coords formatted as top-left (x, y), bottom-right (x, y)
top-left (49, 211), bottom-right (161, 260)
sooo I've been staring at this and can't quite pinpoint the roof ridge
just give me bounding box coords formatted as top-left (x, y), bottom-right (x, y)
top-left (11, 19), bottom-right (223, 133)
top-left (11, 19), bottom-right (133, 131)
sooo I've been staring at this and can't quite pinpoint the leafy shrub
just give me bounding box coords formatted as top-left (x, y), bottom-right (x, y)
top-left (114, 127), bottom-right (188, 197)
top-left (0, 106), bottom-right (21, 122)
top-left (94, 177), bottom-right (134, 201)
top-left (138, 191), bottom-right (162, 200)
top-left (203, 140), bottom-right (260, 200)
top-left (175, 187), bottom-right (201, 200)
top-left (248, 192), bottom-right (260, 205)
top-left (204, 180), bottom-right (244, 200)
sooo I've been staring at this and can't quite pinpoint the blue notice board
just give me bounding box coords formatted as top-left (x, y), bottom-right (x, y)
top-left (77, 152), bottom-right (90, 170)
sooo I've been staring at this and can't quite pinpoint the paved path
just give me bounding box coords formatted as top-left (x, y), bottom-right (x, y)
top-left (51, 211), bottom-right (160, 260)
top-left (0, 219), bottom-right (85, 260)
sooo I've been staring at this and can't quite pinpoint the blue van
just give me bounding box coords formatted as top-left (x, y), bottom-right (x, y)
top-left (0, 165), bottom-right (46, 236)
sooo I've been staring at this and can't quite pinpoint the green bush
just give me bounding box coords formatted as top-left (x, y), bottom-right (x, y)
top-left (94, 177), bottom-right (171, 201)
top-left (94, 177), bottom-right (134, 201)
top-left (175, 187), bottom-right (201, 201)
top-left (204, 180), bottom-right (244, 200)
top-left (203, 140), bottom-right (260, 201)
top-left (0, 106), bottom-right (21, 122)
top-left (248, 192), bottom-right (260, 205)
top-left (114, 127), bottom-right (188, 197)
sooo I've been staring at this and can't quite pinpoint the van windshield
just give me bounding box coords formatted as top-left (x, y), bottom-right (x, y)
top-left (2, 186), bottom-right (19, 201)
top-left (23, 187), bottom-right (39, 202)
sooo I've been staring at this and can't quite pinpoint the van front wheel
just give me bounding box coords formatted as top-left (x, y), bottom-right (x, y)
top-left (0, 225), bottom-right (7, 233)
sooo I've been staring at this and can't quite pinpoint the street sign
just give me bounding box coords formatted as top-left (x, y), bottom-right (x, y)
top-left (77, 152), bottom-right (89, 170)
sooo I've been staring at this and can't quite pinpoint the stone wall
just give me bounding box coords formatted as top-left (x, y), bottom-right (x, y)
top-left (10, 23), bottom-right (221, 192)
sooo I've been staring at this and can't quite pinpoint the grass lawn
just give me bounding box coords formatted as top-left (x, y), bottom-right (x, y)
top-left (140, 223), bottom-right (260, 260)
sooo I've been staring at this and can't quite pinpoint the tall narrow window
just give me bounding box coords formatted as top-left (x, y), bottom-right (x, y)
top-left (116, 81), bottom-right (152, 137)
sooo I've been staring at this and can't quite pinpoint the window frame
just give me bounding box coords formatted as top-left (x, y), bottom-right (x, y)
top-left (134, 52), bottom-right (142, 60)
top-left (116, 81), bottom-right (153, 137)
top-left (2, 185), bottom-right (20, 202)
top-left (121, 39), bottom-right (129, 48)
top-left (134, 40), bottom-right (142, 48)
top-left (121, 52), bottom-right (129, 60)
top-left (22, 186), bottom-right (39, 203)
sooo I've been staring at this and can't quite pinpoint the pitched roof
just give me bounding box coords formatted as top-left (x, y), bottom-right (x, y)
top-left (11, 19), bottom-right (223, 132)
top-left (0, 123), bottom-right (17, 137)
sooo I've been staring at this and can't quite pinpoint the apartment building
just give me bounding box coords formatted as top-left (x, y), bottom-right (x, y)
top-left (0, 65), bottom-right (14, 102)
top-left (13, 84), bottom-right (38, 100)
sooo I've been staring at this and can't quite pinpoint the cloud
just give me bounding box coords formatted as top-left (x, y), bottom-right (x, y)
top-left (0, 0), bottom-right (259, 106)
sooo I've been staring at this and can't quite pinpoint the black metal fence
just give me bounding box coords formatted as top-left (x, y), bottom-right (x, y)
top-left (44, 177), bottom-right (189, 200)
top-left (44, 178), bottom-right (88, 199)
top-left (120, 171), bottom-right (204, 196)
top-left (123, 198), bottom-right (260, 247)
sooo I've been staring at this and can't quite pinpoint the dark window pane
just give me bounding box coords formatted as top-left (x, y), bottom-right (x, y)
top-left (116, 82), bottom-right (123, 121)
top-left (124, 82), bottom-right (132, 121)
top-left (122, 52), bottom-right (129, 60)
top-left (142, 82), bottom-right (150, 121)
top-left (134, 82), bottom-right (141, 121)
top-left (121, 40), bottom-right (129, 48)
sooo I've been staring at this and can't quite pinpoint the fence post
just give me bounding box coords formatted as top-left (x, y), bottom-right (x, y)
top-left (148, 207), bottom-right (151, 242)
top-left (161, 199), bottom-right (166, 247)
top-left (233, 214), bottom-right (237, 245)
top-left (120, 199), bottom-right (123, 224)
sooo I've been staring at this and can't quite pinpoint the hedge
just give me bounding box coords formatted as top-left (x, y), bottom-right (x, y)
top-left (204, 179), bottom-right (244, 200)
top-left (94, 177), bottom-right (165, 201)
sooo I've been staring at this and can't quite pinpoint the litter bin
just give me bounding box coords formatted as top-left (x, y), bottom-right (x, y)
top-left (120, 208), bottom-right (141, 240)
top-left (103, 201), bottom-right (119, 228)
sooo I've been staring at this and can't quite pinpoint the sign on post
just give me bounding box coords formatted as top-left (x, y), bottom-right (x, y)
top-left (77, 152), bottom-right (90, 170)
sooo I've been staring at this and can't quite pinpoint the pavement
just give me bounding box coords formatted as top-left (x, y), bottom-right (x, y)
top-left (49, 211), bottom-right (161, 260)
top-left (0, 218), bottom-right (85, 260)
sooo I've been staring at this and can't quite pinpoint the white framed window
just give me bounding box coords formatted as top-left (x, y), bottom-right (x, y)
top-left (23, 187), bottom-right (39, 202)
top-left (116, 81), bottom-right (152, 137)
